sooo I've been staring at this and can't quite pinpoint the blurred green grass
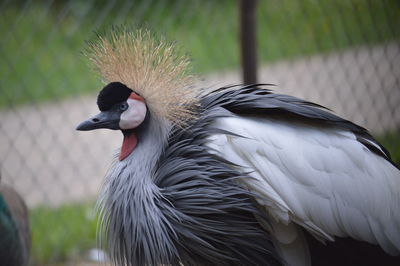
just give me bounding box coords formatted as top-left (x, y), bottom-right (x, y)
top-left (30, 202), bottom-right (98, 265)
top-left (0, 0), bottom-right (399, 108)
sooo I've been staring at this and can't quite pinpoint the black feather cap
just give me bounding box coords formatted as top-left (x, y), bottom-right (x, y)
top-left (97, 82), bottom-right (133, 111)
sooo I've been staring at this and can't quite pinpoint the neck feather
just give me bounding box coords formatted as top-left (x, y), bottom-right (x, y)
top-left (97, 115), bottom-right (175, 265)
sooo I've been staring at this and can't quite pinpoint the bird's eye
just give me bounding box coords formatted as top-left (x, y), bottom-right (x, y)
top-left (119, 103), bottom-right (128, 111)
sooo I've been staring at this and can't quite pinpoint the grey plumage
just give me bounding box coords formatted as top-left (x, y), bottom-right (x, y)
top-left (95, 84), bottom-right (395, 266)
top-left (97, 98), bottom-right (282, 265)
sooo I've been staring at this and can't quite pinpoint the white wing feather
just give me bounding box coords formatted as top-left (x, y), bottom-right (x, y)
top-left (206, 116), bottom-right (400, 257)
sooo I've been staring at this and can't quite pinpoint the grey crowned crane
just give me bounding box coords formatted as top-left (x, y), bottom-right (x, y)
top-left (77, 30), bottom-right (400, 266)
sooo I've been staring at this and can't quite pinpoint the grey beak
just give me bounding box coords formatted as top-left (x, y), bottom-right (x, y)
top-left (76, 111), bottom-right (120, 131)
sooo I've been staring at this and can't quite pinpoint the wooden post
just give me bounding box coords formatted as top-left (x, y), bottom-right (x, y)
top-left (239, 0), bottom-right (258, 84)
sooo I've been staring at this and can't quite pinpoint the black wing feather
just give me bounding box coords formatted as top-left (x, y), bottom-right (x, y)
top-left (202, 84), bottom-right (392, 162)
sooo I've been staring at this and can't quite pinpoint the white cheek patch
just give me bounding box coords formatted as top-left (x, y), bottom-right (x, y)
top-left (119, 99), bottom-right (147, 130)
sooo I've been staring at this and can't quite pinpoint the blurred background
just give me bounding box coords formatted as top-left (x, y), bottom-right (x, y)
top-left (0, 0), bottom-right (399, 265)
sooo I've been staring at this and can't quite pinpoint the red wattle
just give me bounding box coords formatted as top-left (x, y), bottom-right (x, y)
top-left (119, 132), bottom-right (138, 161)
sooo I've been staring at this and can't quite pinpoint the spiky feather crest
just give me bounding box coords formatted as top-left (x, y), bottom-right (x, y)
top-left (85, 29), bottom-right (198, 125)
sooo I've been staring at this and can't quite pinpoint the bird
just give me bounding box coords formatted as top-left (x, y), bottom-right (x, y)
top-left (0, 180), bottom-right (31, 266)
top-left (77, 29), bottom-right (400, 266)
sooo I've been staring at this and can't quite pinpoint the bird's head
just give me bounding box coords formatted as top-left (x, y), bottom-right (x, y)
top-left (76, 82), bottom-right (147, 160)
top-left (76, 29), bottom-right (199, 160)
top-left (77, 82), bottom-right (146, 132)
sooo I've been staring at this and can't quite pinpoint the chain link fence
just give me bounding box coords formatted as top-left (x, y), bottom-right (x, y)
top-left (0, 0), bottom-right (399, 264)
